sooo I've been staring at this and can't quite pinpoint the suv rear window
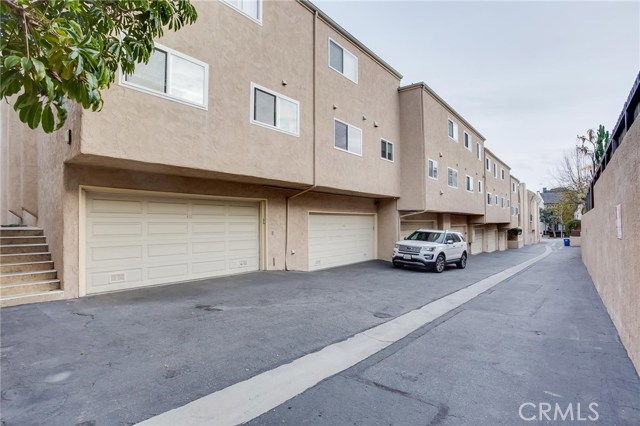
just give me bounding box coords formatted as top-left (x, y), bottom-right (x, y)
top-left (406, 231), bottom-right (444, 243)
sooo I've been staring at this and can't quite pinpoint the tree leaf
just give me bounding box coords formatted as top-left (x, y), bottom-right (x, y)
top-left (3, 56), bottom-right (21, 69)
top-left (42, 105), bottom-right (55, 133)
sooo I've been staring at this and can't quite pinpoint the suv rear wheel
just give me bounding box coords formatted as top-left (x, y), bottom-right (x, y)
top-left (456, 252), bottom-right (467, 269)
top-left (434, 253), bottom-right (445, 273)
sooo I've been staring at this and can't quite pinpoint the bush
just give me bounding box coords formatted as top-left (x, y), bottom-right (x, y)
top-left (508, 228), bottom-right (523, 240)
top-left (565, 219), bottom-right (581, 235)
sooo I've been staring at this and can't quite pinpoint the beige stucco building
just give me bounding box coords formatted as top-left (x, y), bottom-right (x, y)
top-left (0, 0), bottom-right (537, 306)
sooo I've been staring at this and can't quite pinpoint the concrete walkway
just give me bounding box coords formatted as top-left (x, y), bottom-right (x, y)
top-left (1, 242), bottom-right (638, 425)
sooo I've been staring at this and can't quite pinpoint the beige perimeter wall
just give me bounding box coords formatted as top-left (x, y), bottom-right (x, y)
top-left (582, 119), bottom-right (640, 374)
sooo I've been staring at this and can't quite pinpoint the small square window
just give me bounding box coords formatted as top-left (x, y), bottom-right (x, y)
top-left (329, 39), bottom-right (358, 83)
top-left (334, 119), bottom-right (362, 155)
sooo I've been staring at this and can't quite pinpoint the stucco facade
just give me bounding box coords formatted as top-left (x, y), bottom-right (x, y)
top-left (582, 117), bottom-right (640, 373)
top-left (1, 0), bottom-right (538, 304)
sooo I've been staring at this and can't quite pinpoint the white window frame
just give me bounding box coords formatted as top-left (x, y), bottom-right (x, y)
top-left (487, 192), bottom-right (492, 206)
top-left (447, 167), bottom-right (458, 188)
top-left (501, 168), bottom-right (505, 180)
top-left (380, 139), bottom-right (394, 162)
top-left (486, 157), bottom-right (491, 171)
top-left (478, 180), bottom-right (483, 193)
top-left (501, 197), bottom-right (505, 208)
top-left (512, 182), bottom-right (517, 192)
top-left (464, 132), bottom-right (471, 150)
top-left (493, 163), bottom-right (497, 178)
top-left (428, 159), bottom-right (439, 180)
top-left (250, 83), bottom-right (300, 136)
top-left (465, 175), bottom-right (473, 192)
top-left (495, 194), bottom-right (498, 205)
top-left (328, 38), bottom-right (358, 84)
top-left (448, 119), bottom-right (459, 142)
top-left (476, 142), bottom-right (481, 160)
top-left (220, 0), bottom-right (263, 25)
top-left (120, 42), bottom-right (209, 110)
top-left (333, 118), bottom-right (363, 156)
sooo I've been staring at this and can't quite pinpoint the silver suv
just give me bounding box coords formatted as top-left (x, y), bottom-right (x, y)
top-left (392, 229), bottom-right (467, 273)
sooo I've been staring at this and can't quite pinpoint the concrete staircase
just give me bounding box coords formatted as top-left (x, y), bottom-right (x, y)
top-left (0, 227), bottom-right (64, 307)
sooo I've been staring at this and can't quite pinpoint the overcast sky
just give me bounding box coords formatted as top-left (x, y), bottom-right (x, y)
top-left (313, 0), bottom-right (640, 192)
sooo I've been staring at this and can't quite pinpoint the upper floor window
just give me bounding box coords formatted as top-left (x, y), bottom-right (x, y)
top-left (495, 194), bottom-right (498, 205)
top-left (334, 119), bottom-right (362, 156)
top-left (448, 119), bottom-right (458, 141)
top-left (447, 167), bottom-right (458, 188)
top-left (476, 142), bottom-right (481, 160)
top-left (485, 157), bottom-right (491, 171)
top-left (329, 39), bottom-right (358, 83)
top-left (123, 44), bottom-right (208, 109)
top-left (428, 159), bottom-right (439, 180)
top-left (507, 199), bottom-right (511, 207)
top-left (381, 139), bottom-right (394, 162)
top-left (512, 182), bottom-right (517, 192)
top-left (501, 168), bottom-right (505, 180)
top-left (465, 175), bottom-right (473, 192)
top-left (222, 0), bottom-right (262, 23)
top-left (487, 192), bottom-right (492, 205)
top-left (464, 132), bottom-right (471, 150)
top-left (493, 163), bottom-right (497, 177)
top-left (251, 83), bottom-right (299, 136)
top-left (501, 197), bottom-right (505, 208)
top-left (478, 180), bottom-right (483, 193)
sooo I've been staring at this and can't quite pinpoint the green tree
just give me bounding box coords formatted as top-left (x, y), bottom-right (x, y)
top-left (1, 0), bottom-right (198, 133)
top-left (540, 207), bottom-right (560, 237)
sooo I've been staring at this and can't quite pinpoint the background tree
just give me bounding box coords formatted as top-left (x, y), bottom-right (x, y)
top-left (540, 207), bottom-right (559, 237)
top-left (576, 125), bottom-right (610, 176)
top-left (1, 0), bottom-right (197, 133)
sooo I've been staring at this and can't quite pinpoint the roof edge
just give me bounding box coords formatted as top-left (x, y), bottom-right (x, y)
top-left (298, 0), bottom-right (403, 80)
top-left (484, 147), bottom-right (511, 169)
top-left (399, 82), bottom-right (486, 141)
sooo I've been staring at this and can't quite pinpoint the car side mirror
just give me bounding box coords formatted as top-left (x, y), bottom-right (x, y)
top-left (446, 240), bottom-right (453, 244)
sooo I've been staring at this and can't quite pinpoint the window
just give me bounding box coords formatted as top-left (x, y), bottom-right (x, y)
top-left (449, 233), bottom-right (462, 243)
top-left (123, 44), bottom-right (208, 108)
top-left (251, 84), bottom-right (299, 136)
top-left (493, 163), bottom-right (497, 177)
top-left (428, 159), bottom-right (438, 179)
top-left (495, 194), bottom-right (498, 205)
top-left (380, 139), bottom-right (394, 161)
top-left (478, 180), bottom-right (483, 193)
top-left (222, 0), bottom-right (261, 23)
top-left (501, 168), bottom-right (505, 180)
top-left (487, 193), bottom-right (492, 205)
top-left (447, 167), bottom-right (458, 188)
top-left (486, 157), bottom-right (490, 171)
top-left (466, 175), bottom-right (473, 192)
top-left (464, 132), bottom-right (471, 150)
top-left (501, 197), bottom-right (505, 208)
top-left (329, 39), bottom-right (358, 83)
top-left (334, 119), bottom-right (362, 155)
top-left (507, 199), bottom-right (511, 207)
top-left (476, 142), bottom-right (481, 160)
top-left (448, 119), bottom-right (458, 141)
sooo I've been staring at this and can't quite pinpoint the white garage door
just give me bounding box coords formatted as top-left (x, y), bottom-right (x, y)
top-left (471, 228), bottom-right (483, 255)
top-left (85, 192), bottom-right (260, 294)
top-left (308, 214), bottom-right (375, 271)
top-left (485, 230), bottom-right (497, 252)
top-left (400, 221), bottom-right (436, 239)
top-left (498, 231), bottom-right (507, 251)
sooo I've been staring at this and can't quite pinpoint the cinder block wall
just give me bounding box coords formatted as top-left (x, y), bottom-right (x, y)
top-left (582, 120), bottom-right (640, 374)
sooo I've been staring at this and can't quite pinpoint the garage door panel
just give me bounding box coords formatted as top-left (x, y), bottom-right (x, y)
top-left (308, 214), bottom-right (374, 271)
top-left (147, 243), bottom-right (188, 257)
top-left (147, 201), bottom-right (188, 216)
top-left (147, 222), bottom-right (189, 236)
top-left (90, 222), bottom-right (143, 238)
top-left (90, 198), bottom-right (143, 214)
top-left (86, 193), bottom-right (260, 294)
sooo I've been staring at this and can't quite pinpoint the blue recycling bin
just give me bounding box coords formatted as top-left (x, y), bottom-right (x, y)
top-left (564, 238), bottom-right (570, 246)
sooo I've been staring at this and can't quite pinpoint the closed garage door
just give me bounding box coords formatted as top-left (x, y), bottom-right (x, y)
top-left (486, 230), bottom-right (497, 252)
top-left (308, 214), bottom-right (374, 271)
top-left (400, 221), bottom-right (436, 239)
top-left (85, 192), bottom-right (260, 294)
top-left (471, 228), bottom-right (483, 255)
top-left (498, 231), bottom-right (507, 251)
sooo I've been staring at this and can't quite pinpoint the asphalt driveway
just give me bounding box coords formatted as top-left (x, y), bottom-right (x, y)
top-left (1, 242), bottom-right (638, 425)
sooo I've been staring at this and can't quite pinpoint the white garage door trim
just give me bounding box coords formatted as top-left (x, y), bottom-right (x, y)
top-left (471, 227), bottom-right (483, 255)
top-left (308, 213), bottom-right (376, 271)
top-left (79, 187), bottom-right (266, 296)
